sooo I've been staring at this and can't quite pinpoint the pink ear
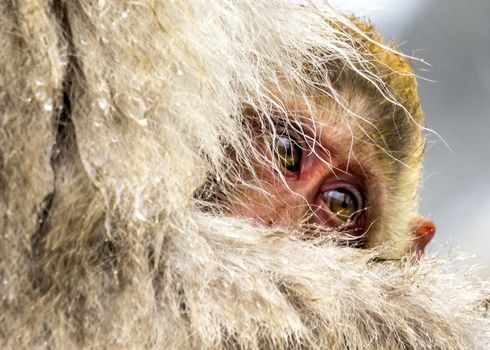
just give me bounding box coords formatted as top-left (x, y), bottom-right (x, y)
top-left (410, 216), bottom-right (436, 255)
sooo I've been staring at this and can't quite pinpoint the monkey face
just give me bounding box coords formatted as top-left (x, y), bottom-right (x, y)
top-left (233, 88), bottom-right (435, 253)
top-left (235, 132), bottom-right (367, 242)
top-left (233, 93), bottom-right (381, 245)
top-left (268, 126), bottom-right (366, 233)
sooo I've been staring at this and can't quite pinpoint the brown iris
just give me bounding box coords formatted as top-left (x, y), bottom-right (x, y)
top-left (322, 188), bottom-right (359, 223)
top-left (272, 135), bottom-right (302, 171)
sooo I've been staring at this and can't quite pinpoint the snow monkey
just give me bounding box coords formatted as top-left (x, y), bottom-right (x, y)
top-left (226, 20), bottom-right (436, 258)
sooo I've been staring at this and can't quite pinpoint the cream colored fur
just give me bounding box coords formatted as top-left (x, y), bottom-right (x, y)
top-left (0, 1), bottom-right (488, 349)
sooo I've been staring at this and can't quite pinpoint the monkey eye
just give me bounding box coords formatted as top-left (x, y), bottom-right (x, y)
top-left (322, 188), bottom-right (361, 224)
top-left (272, 135), bottom-right (302, 171)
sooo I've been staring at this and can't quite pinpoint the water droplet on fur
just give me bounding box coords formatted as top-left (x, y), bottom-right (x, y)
top-left (34, 80), bottom-right (44, 86)
top-left (135, 208), bottom-right (148, 221)
top-left (121, 10), bottom-right (129, 18)
top-left (43, 99), bottom-right (53, 112)
top-left (97, 97), bottom-right (109, 111)
top-left (59, 54), bottom-right (69, 66)
top-left (134, 186), bottom-right (148, 221)
top-left (176, 69), bottom-right (184, 76)
top-left (127, 96), bottom-right (149, 127)
top-left (136, 118), bottom-right (148, 127)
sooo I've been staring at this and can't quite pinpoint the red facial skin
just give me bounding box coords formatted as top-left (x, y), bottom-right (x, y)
top-left (234, 118), bottom-right (372, 242)
top-left (234, 98), bottom-right (435, 253)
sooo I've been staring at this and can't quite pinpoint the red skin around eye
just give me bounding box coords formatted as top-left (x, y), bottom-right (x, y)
top-left (233, 129), bottom-right (435, 250)
top-left (233, 125), bottom-right (366, 236)
top-left (236, 94), bottom-right (435, 251)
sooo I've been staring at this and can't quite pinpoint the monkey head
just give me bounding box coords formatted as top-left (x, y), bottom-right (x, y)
top-left (230, 20), bottom-right (435, 258)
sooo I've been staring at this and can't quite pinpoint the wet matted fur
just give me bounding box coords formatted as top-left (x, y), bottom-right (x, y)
top-left (0, 1), bottom-right (488, 349)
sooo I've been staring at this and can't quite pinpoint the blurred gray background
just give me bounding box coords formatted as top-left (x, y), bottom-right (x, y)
top-left (332, 0), bottom-right (490, 278)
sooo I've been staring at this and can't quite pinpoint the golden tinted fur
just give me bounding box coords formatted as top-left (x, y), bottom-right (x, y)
top-left (0, 1), bottom-right (488, 349)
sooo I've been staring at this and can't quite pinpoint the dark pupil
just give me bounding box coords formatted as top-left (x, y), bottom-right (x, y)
top-left (323, 189), bottom-right (358, 222)
top-left (273, 136), bottom-right (301, 171)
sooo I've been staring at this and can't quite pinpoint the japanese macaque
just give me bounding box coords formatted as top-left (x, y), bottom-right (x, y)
top-left (217, 20), bottom-right (437, 258)
top-left (232, 73), bottom-right (436, 257)
top-left (0, 1), bottom-right (488, 349)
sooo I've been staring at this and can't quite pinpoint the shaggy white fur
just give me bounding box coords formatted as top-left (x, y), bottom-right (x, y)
top-left (0, 0), bottom-right (488, 349)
